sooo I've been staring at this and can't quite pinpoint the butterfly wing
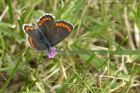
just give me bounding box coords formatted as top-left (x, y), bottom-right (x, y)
top-left (23, 24), bottom-right (36, 36)
top-left (37, 14), bottom-right (55, 46)
top-left (50, 21), bottom-right (73, 46)
top-left (28, 36), bottom-right (46, 50)
top-left (23, 24), bottom-right (46, 50)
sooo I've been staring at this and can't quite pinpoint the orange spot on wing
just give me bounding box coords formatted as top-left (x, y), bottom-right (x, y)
top-left (48, 18), bottom-right (51, 20)
top-left (46, 18), bottom-right (48, 21)
top-left (25, 26), bottom-right (30, 31)
top-left (55, 23), bottom-right (72, 32)
top-left (43, 18), bottom-right (46, 22)
top-left (38, 22), bottom-right (42, 26)
top-left (63, 24), bottom-right (67, 28)
top-left (24, 26), bottom-right (35, 31)
top-left (30, 27), bottom-right (34, 30)
top-left (41, 20), bottom-right (44, 24)
top-left (56, 23), bottom-right (58, 26)
top-left (61, 24), bottom-right (64, 27)
top-left (29, 37), bottom-right (35, 48)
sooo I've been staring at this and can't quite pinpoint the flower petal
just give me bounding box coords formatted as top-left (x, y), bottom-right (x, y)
top-left (47, 47), bottom-right (57, 58)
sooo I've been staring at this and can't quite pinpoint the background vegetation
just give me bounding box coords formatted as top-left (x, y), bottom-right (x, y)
top-left (0, 0), bottom-right (140, 93)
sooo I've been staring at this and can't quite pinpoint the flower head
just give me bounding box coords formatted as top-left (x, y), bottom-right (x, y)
top-left (46, 47), bottom-right (57, 58)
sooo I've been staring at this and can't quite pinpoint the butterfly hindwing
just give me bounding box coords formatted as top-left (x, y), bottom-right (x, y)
top-left (23, 24), bottom-right (46, 50)
top-left (49, 21), bottom-right (73, 46)
top-left (28, 36), bottom-right (46, 50)
top-left (23, 24), bottom-right (36, 36)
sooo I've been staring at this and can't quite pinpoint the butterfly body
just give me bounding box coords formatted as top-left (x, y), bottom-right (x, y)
top-left (23, 13), bottom-right (73, 51)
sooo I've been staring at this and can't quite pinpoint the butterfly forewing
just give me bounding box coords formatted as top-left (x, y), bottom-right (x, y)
top-left (37, 14), bottom-right (55, 44)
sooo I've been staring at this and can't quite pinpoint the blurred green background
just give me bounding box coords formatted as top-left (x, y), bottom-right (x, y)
top-left (0, 0), bottom-right (140, 93)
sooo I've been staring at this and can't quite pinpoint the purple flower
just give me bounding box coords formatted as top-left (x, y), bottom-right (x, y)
top-left (47, 47), bottom-right (57, 58)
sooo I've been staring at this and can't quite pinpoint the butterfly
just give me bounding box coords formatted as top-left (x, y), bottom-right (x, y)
top-left (23, 13), bottom-right (73, 52)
